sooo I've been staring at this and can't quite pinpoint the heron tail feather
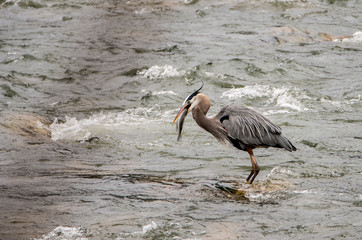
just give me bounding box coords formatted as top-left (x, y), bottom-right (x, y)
top-left (278, 134), bottom-right (297, 152)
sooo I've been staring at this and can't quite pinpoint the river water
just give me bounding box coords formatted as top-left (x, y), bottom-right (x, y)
top-left (0, 0), bottom-right (361, 239)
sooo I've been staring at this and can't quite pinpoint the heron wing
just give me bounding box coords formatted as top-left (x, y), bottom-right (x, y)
top-left (218, 106), bottom-right (295, 151)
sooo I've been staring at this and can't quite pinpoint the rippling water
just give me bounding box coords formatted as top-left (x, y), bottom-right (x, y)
top-left (0, 0), bottom-right (361, 239)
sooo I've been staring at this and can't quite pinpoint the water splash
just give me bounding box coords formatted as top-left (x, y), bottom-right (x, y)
top-left (138, 221), bottom-right (158, 235)
top-left (116, 221), bottom-right (198, 240)
top-left (220, 85), bottom-right (310, 112)
top-left (141, 89), bottom-right (178, 96)
top-left (138, 65), bottom-right (186, 80)
top-left (49, 107), bottom-right (172, 141)
top-left (293, 189), bottom-right (318, 194)
top-left (34, 226), bottom-right (88, 240)
top-left (334, 31), bottom-right (362, 43)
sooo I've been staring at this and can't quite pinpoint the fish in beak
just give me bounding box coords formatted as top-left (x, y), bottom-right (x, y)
top-left (172, 81), bottom-right (204, 141)
top-left (173, 102), bottom-right (191, 141)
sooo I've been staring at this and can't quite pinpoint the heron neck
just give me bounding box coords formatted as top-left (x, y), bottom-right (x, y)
top-left (192, 107), bottom-right (228, 143)
top-left (192, 106), bottom-right (210, 131)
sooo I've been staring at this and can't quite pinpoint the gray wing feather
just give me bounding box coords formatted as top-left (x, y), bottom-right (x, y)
top-left (219, 106), bottom-right (296, 151)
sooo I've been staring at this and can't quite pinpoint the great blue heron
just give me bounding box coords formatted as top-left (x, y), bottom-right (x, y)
top-left (173, 82), bottom-right (296, 184)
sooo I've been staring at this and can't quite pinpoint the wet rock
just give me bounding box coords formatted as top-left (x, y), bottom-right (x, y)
top-left (18, 0), bottom-right (46, 9)
top-left (122, 67), bottom-right (148, 76)
top-left (1, 84), bottom-right (19, 98)
top-left (263, 26), bottom-right (357, 44)
top-left (301, 140), bottom-right (318, 148)
top-left (184, 0), bottom-right (199, 5)
top-left (216, 179), bottom-right (293, 201)
top-left (2, 113), bottom-right (52, 140)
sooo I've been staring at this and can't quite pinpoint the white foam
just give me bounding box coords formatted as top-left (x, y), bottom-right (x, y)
top-left (34, 226), bottom-right (87, 240)
top-left (320, 95), bottom-right (360, 111)
top-left (220, 85), bottom-right (309, 112)
top-left (141, 89), bottom-right (178, 96)
top-left (134, 8), bottom-right (149, 15)
top-left (50, 107), bottom-right (171, 141)
top-left (139, 221), bottom-right (158, 235)
top-left (246, 192), bottom-right (266, 200)
top-left (265, 166), bottom-right (294, 181)
top-left (138, 65), bottom-right (186, 80)
top-left (334, 31), bottom-right (362, 43)
top-left (293, 189), bottom-right (318, 194)
top-left (116, 221), bottom-right (158, 239)
top-left (154, 90), bottom-right (177, 95)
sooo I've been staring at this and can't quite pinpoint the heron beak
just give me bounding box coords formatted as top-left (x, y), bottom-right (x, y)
top-left (172, 102), bottom-right (191, 124)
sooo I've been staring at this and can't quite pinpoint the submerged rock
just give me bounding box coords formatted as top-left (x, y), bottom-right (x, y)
top-left (263, 26), bottom-right (358, 44)
top-left (2, 113), bottom-right (52, 140)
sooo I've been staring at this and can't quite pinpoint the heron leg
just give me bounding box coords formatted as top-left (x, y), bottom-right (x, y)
top-left (245, 147), bottom-right (260, 184)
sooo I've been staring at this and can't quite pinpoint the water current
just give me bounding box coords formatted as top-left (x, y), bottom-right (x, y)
top-left (0, 0), bottom-right (361, 239)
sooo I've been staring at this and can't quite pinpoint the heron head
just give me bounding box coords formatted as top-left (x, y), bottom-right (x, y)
top-left (172, 81), bottom-right (204, 140)
top-left (172, 81), bottom-right (204, 125)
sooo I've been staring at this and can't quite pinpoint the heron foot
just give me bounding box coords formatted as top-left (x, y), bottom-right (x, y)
top-left (246, 171), bottom-right (259, 184)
